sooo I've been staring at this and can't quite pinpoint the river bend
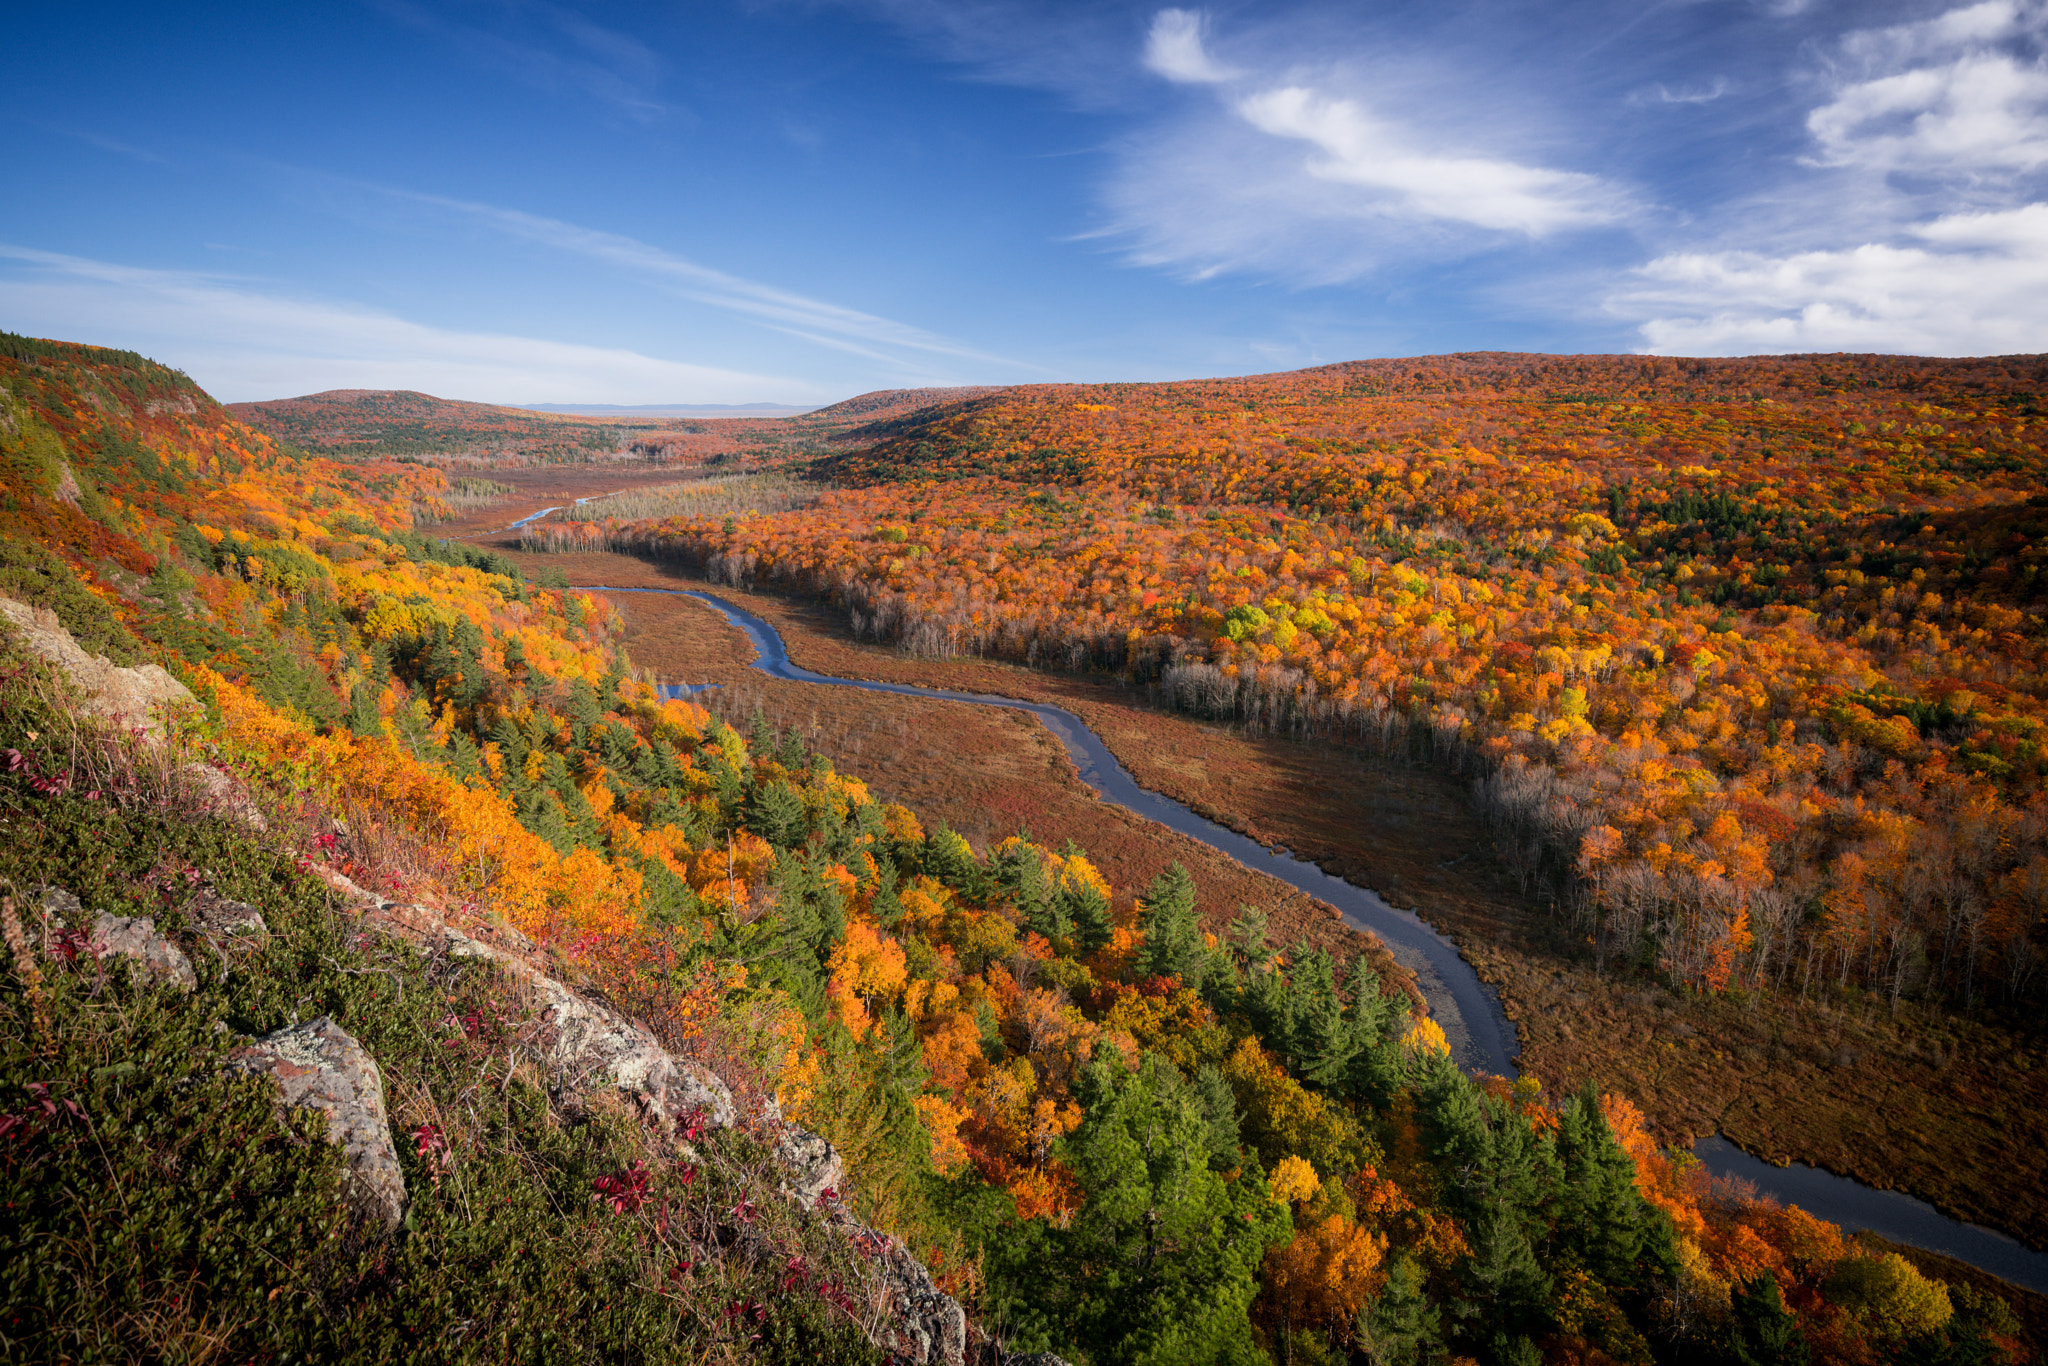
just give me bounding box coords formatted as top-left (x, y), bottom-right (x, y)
top-left (570, 578), bottom-right (2048, 1293)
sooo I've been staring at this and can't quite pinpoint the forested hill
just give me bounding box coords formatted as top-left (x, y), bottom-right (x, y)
top-left (228, 387), bottom-right (637, 460)
top-left (4, 332), bottom-right (2042, 1364)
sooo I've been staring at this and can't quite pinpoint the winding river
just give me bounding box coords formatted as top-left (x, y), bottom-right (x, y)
top-left (500, 492), bottom-right (2048, 1290)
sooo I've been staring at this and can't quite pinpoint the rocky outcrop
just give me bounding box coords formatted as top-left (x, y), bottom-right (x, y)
top-left (0, 596), bottom-right (192, 739)
top-left (189, 893), bottom-right (270, 976)
top-left (88, 912), bottom-right (197, 992)
top-left (312, 876), bottom-right (974, 1361)
top-left (775, 1126), bottom-right (845, 1205)
top-left (869, 1238), bottom-right (970, 1366)
top-left (192, 893), bottom-right (269, 948)
top-left (228, 1016), bottom-right (406, 1228)
top-left (434, 919), bottom-right (739, 1132)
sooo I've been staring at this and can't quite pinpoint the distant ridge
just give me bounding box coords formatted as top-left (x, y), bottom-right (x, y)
top-left (516, 402), bottom-right (819, 417)
top-left (804, 385), bottom-right (1003, 424)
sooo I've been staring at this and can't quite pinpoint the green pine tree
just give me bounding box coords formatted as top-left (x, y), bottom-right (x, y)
top-left (1359, 1253), bottom-right (1441, 1366)
top-left (1730, 1275), bottom-right (1809, 1366)
top-left (1555, 1083), bottom-right (1677, 1288)
top-left (1136, 862), bottom-right (1207, 987)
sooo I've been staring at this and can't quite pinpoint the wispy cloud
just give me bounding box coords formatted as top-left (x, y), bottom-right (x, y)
top-left (1236, 86), bottom-right (1624, 235)
top-left (1607, 203), bottom-right (2048, 355)
top-left (1102, 7), bottom-right (1631, 282)
top-left (1626, 77), bottom-right (1732, 107)
top-left (52, 127), bottom-right (168, 164)
top-left (379, 185), bottom-right (1028, 370)
top-left (0, 244), bottom-right (816, 404)
top-left (1143, 9), bottom-right (1236, 84)
top-left (368, 0), bottom-right (673, 121)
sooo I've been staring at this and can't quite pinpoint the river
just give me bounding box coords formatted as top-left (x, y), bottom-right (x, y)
top-left (554, 574), bottom-right (2048, 1292)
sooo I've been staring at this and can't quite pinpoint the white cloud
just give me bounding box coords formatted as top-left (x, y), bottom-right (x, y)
top-left (1607, 203), bottom-right (2048, 355)
top-left (385, 187), bottom-right (1023, 370)
top-left (1143, 9), bottom-right (1235, 85)
top-left (1808, 0), bottom-right (2048, 173)
top-left (1627, 78), bottom-right (1732, 107)
top-left (0, 245), bottom-right (820, 404)
top-left (1237, 86), bottom-right (1625, 235)
top-left (1099, 12), bottom-right (1630, 282)
top-left (1810, 51), bottom-right (2048, 171)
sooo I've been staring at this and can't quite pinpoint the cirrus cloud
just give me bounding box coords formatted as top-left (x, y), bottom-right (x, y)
top-left (0, 244), bottom-right (821, 404)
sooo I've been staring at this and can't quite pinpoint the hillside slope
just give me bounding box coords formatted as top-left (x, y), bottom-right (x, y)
top-left (5, 334), bottom-right (2040, 1365)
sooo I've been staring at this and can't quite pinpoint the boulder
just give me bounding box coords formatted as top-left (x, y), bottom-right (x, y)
top-left (180, 762), bottom-right (268, 832)
top-left (0, 596), bottom-right (192, 740)
top-left (439, 923), bottom-right (736, 1131)
top-left (871, 1238), bottom-right (969, 1366)
top-left (37, 884), bottom-right (83, 925)
top-left (89, 913), bottom-right (196, 992)
top-left (775, 1126), bottom-right (845, 1206)
top-left (193, 893), bottom-right (269, 947)
top-left (228, 1016), bottom-right (406, 1228)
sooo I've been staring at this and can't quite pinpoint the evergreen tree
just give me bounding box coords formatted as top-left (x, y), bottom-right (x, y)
top-left (747, 780), bottom-right (808, 849)
top-left (598, 648), bottom-right (626, 710)
top-left (488, 712), bottom-right (528, 769)
top-left (1136, 862), bottom-right (1207, 987)
top-left (1192, 1064), bottom-right (1242, 1170)
top-left (1059, 874), bottom-right (1114, 955)
top-left (1359, 1254), bottom-right (1441, 1366)
top-left (345, 680), bottom-right (382, 738)
top-left (1454, 1204), bottom-right (1552, 1362)
top-left (869, 859), bottom-right (906, 930)
top-left (991, 1054), bottom-right (1288, 1365)
top-left (1730, 1275), bottom-right (1809, 1366)
top-left (1290, 948), bottom-right (1356, 1089)
top-left (566, 679), bottom-right (603, 743)
top-left (748, 704), bottom-right (776, 757)
top-left (922, 825), bottom-right (984, 896)
top-left (1555, 1083), bottom-right (1677, 1288)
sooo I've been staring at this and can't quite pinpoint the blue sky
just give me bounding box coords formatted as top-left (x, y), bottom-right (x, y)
top-left (4, 0), bottom-right (2046, 403)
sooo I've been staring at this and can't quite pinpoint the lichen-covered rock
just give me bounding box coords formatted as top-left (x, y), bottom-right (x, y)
top-left (89, 913), bottom-right (196, 992)
top-left (775, 1126), bottom-right (845, 1206)
top-left (179, 761), bottom-right (268, 832)
top-left (228, 1017), bottom-right (406, 1228)
top-left (189, 894), bottom-right (269, 974)
top-left (0, 595), bottom-right (193, 740)
top-left (1005, 1355), bottom-right (1071, 1366)
top-left (871, 1237), bottom-right (969, 1366)
top-left (37, 885), bottom-right (83, 925)
top-left (193, 894), bottom-right (269, 947)
top-left (438, 923), bottom-right (737, 1131)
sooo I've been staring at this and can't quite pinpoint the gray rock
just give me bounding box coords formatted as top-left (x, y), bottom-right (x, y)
top-left (190, 896), bottom-right (269, 975)
top-left (228, 1017), bottom-right (406, 1228)
top-left (0, 596), bottom-right (193, 740)
top-left (180, 762), bottom-right (268, 832)
top-left (89, 913), bottom-right (196, 992)
top-left (871, 1237), bottom-right (969, 1366)
top-left (776, 1126), bottom-right (845, 1206)
top-left (37, 885), bottom-right (83, 925)
top-left (194, 895), bottom-right (269, 946)
top-left (1006, 1356), bottom-right (1072, 1366)
top-left (439, 923), bottom-right (737, 1132)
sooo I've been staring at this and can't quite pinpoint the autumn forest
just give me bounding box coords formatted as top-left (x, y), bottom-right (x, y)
top-left (5, 333), bottom-right (2047, 1366)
